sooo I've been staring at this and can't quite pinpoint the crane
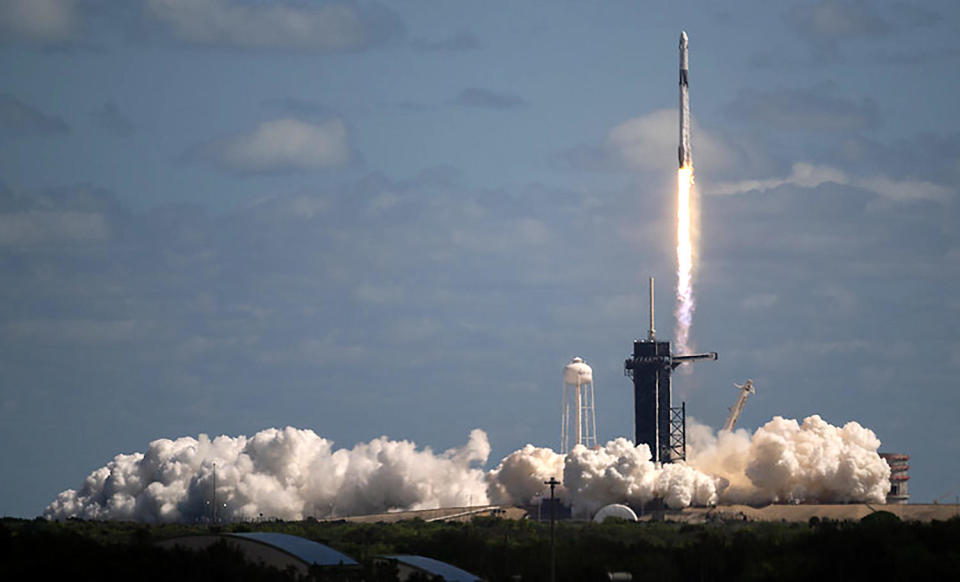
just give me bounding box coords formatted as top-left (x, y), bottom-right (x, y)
top-left (721, 379), bottom-right (755, 432)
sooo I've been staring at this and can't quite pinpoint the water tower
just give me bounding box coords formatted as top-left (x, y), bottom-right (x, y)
top-left (561, 356), bottom-right (597, 453)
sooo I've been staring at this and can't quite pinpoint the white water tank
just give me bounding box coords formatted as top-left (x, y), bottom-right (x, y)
top-left (561, 357), bottom-right (597, 453)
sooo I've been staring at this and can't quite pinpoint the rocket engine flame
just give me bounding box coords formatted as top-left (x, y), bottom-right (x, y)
top-left (675, 165), bottom-right (696, 354)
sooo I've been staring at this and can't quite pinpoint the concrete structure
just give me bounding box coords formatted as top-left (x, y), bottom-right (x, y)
top-left (880, 453), bottom-right (910, 504)
top-left (561, 356), bottom-right (597, 453)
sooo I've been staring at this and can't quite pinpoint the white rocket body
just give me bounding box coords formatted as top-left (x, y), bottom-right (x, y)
top-left (678, 31), bottom-right (691, 168)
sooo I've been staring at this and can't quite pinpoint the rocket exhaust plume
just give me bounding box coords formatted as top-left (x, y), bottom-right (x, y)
top-left (676, 166), bottom-right (695, 354)
top-left (46, 416), bottom-right (891, 522)
top-left (675, 31), bottom-right (696, 354)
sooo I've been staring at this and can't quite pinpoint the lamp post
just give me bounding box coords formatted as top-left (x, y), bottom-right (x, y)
top-left (544, 477), bottom-right (560, 582)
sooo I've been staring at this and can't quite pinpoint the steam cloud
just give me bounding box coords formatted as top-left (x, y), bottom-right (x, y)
top-left (46, 416), bottom-right (890, 522)
top-left (45, 428), bottom-right (491, 523)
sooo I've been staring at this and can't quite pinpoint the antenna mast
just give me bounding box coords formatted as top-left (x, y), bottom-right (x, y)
top-left (648, 276), bottom-right (655, 341)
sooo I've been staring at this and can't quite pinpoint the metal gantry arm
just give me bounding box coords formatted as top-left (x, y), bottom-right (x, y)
top-left (671, 352), bottom-right (718, 369)
top-left (721, 379), bottom-right (755, 432)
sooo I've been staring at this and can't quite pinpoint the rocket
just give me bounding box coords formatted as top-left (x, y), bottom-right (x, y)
top-left (678, 31), bottom-right (691, 169)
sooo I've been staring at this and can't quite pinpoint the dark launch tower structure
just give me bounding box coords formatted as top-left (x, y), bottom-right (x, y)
top-left (624, 278), bottom-right (717, 463)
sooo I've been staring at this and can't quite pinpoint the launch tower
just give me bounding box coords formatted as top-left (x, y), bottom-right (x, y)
top-left (624, 278), bottom-right (716, 463)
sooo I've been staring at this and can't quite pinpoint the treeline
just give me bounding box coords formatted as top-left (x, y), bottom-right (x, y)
top-left (3, 512), bottom-right (960, 581)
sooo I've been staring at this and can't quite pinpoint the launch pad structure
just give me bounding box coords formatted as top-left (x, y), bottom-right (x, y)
top-left (624, 278), bottom-right (716, 463)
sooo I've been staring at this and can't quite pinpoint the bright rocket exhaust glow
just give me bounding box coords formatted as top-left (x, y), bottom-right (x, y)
top-left (675, 165), bottom-right (695, 354)
top-left (675, 31), bottom-right (695, 354)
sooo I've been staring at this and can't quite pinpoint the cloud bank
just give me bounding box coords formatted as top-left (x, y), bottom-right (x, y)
top-left (707, 162), bottom-right (952, 203)
top-left (0, 0), bottom-right (78, 44)
top-left (200, 118), bottom-right (352, 172)
top-left (146, 0), bottom-right (400, 52)
top-left (558, 109), bottom-right (737, 176)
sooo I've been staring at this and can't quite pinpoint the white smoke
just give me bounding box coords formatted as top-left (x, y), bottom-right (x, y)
top-left (486, 444), bottom-right (566, 505)
top-left (485, 415), bottom-right (888, 516)
top-left (688, 415), bottom-right (891, 505)
top-left (45, 427), bottom-right (492, 523)
top-left (46, 415), bottom-right (891, 522)
top-left (562, 438), bottom-right (717, 517)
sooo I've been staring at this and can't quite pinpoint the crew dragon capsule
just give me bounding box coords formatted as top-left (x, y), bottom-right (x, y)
top-left (678, 31), bottom-right (691, 169)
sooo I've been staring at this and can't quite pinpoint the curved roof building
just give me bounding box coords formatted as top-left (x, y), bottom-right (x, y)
top-left (157, 532), bottom-right (356, 577)
top-left (382, 555), bottom-right (482, 582)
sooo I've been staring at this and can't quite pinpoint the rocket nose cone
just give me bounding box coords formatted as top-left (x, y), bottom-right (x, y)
top-left (680, 31), bottom-right (688, 46)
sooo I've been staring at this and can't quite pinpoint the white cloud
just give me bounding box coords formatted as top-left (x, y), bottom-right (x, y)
top-left (707, 162), bottom-right (952, 203)
top-left (146, 0), bottom-right (396, 52)
top-left (858, 176), bottom-right (952, 203)
top-left (708, 163), bottom-right (845, 196)
top-left (211, 118), bottom-right (351, 172)
top-left (607, 108), bottom-right (736, 174)
top-left (0, 211), bottom-right (107, 245)
top-left (2, 319), bottom-right (139, 344)
top-left (248, 192), bottom-right (332, 220)
top-left (0, 0), bottom-right (77, 43)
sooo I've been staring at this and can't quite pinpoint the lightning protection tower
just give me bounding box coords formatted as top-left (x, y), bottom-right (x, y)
top-left (561, 357), bottom-right (597, 453)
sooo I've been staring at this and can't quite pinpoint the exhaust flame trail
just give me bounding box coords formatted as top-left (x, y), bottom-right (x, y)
top-left (675, 165), bottom-right (695, 354)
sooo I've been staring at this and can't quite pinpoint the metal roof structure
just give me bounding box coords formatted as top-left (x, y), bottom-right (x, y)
top-left (384, 555), bottom-right (481, 582)
top-left (227, 532), bottom-right (357, 566)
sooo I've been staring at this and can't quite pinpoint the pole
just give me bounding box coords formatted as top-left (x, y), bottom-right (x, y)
top-left (648, 276), bottom-right (655, 340)
top-left (545, 477), bottom-right (560, 582)
top-left (212, 462), bottom-right (217, 524)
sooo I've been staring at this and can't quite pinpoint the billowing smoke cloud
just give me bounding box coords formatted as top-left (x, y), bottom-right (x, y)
top-left (45, 427), bottom-right (491, 523)
top-left (46, 415), bottom-right (891, 522)
top-left (688, 415), bottom-right (891, 505)
top-left (486, 444), bottom-right (566, 505)
top-left (485, 415), bottom-right (888, 517)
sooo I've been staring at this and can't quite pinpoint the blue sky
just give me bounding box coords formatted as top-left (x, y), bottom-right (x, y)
top-left (2, 0), bottom-right (959, 517)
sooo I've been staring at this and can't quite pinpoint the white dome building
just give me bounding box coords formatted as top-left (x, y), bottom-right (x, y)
top-left (593, 504), bottom-right (639, 523)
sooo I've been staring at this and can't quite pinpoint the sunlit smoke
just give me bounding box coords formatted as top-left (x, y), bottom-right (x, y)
top-left (46, 415), bottom-right (891, 522)
top-left (675, 165), bottom-right (696, 353)
top-left (44, 428), bottom-right (492, 523)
